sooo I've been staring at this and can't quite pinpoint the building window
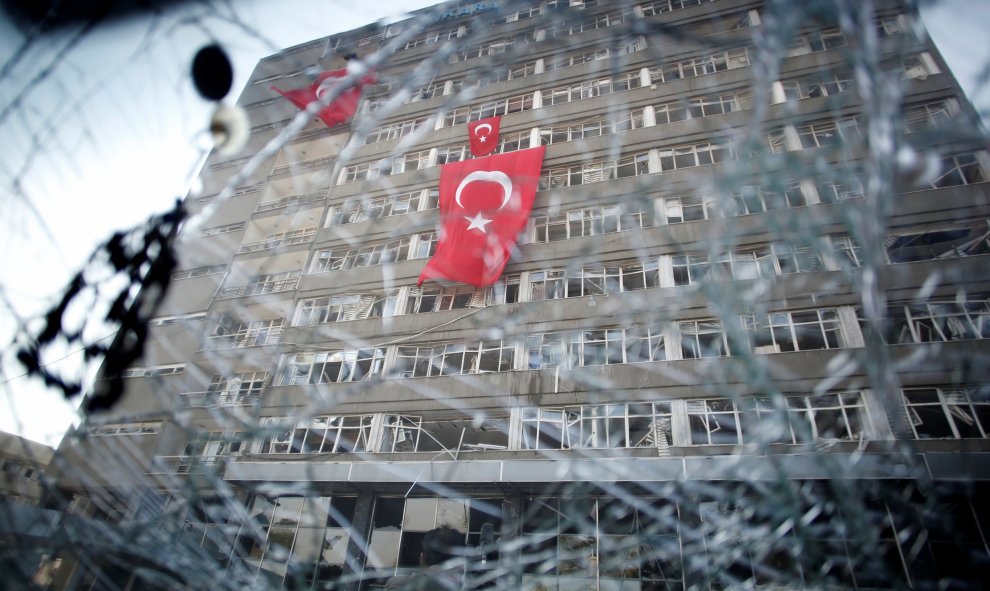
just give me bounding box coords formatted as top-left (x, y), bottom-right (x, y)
top-left (539, 110), bottom-right (646, 145)
top-left (405, 285), bottom-right (485, 314)
top-left (902, 387), bottom-right (990, 439)
top-left (687, 399), bottom-right (742, 445)
top-left (499, 131), bottom-right (530, 153)
top-left (178, 432), bottom-right (244, 472)
top-left (929, 153), bottom-right (987, 188)
top-left (521, 403), bottom-right (673, 450)
top-left (742, 392), bottom-right (867, 443)
top-left (277, 349), bottom-right (386, 385)
top-left (435, 144), bottom-right (470, 164)
top-left (199, 222), bottom-right (245, 237)
top-left (442, 93), bottom-right (535, 126)
top-left (781, 71), bottom-right (854, 100)
top-left (885, 226), bottom-right (990, 263)
top-left (211, 317), bottom-right (283, 348)
top-left (327, 190), bottom-right (425, 226)
top-left (653, 100), bottom-right (690, 125)
top-left (89, 422), bottom-right (161, 436)
top-left (639, 0), bottom-right (713, 16)
top-left (409, 77), bottom-right (458, 102)
top-left (689, 91), bottom-right (752, 117)
top-left (219, 495), bottom-right (355, 587)
top-left (679, 320), bottom-right (731, 358)
top-left (556, 12), bottom-right (624, 37)
top-left (743, 309), bottom-right (843, 353)
top-left (542, 73), bottom-right (643, 106)
top-left (532, 204), bottom-right (653, 242)
top-left (206, 372), bottom-right (268, 406)
top-left (657, 140), bottom-right (733, 172)
top-left (506, 5), bottom-right (541, 22)
top-left (225, 271), bottom-right (299, 298)
top-left (544, 47), bottom-right (611, 71)
top-left (525, 260), bottom-right (663, 299)
top-left (731, 183), bottom-right (806, 214)
top-left (380, 414), bottom-right (509, 453)
top-left (671, 254), bottom-right (711, 285)
top-left (362, 117), bottom-right (429, 145)
top-left (239, 227), bottom-right (315, 253)
top-left (120, 364), bottom-right (185, 378)
top-left (662, 195), bottom-right (713, 224)
top-left (261, 416), bottom-right (374, 453)
top-left (310, 237), bottom-right (412, 273)
top-left (829, 235), bottom-right (865, 269)
top-left (456, 35), bottom-right (530, 61)
top-left (866, 296), bottom-right (990, 344)
top-left (540, 152), bottom-right (649, 189)
top-left (171, 265), bottom-right (226, 280)
top-left (904, 100), bottom-right (954, 132)
top-left (518, 496), bottom-right (682, 589)
top-left (673, 244), bottom-right (821, 283)
top-left (365, 497), bottom-right (496, 574)
top-left (295, 293), bottom-right (398, 325)
top-left (816, 179), bottom-right (864, 203)
top-left (789, 28), bottom-right (847, 56)
top-left (398, 28), bottom-right (459, 51)
top-left (795, 116), bottom-right (861, 149)
top-left (392, 340), bottom-right (516, 377)
top-left (652, 47), bottom-right (750, 82)
top-left (389, 150), bottom-right (430, 175)
top-left (527, 325), bottom-right (666, 369)
top-left (150, 312), bottom-right (207, 326)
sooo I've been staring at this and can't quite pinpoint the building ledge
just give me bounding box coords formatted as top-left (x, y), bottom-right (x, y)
top-left (224, 451), bottom-right (990, 485)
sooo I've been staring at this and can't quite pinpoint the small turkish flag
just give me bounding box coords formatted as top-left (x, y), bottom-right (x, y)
top-left (419, 146), bottom-right (546, 287)
top-left (468, 116), bottom-right (502, 157)
top-left (272, 65), bottom-right (375, 128)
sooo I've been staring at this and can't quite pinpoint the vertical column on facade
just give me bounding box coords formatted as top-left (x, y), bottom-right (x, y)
top-left (528, 127), bottom-right (541, 149)
top-left (497, 492), bottom-right (524, 588)
top-left (769, 81), bottom-right (788, 105)
top-left (642, 104), bottom-right (657, 128)
top-left (340, 491), bottom-right (376, 591)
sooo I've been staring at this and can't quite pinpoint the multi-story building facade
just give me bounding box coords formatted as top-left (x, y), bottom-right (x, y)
top-left (43, 0), bottom-right (990, 589)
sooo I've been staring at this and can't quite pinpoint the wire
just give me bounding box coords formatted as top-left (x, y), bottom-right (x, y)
top-left (1, 330), bottom-right (119, 384)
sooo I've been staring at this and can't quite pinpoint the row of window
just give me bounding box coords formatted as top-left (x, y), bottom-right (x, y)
top-left (209, 318), bottom-right (284, 349)
top-left (220, 220), bottom-right (989, 335)
top-left (308, 232), bottom-right (436, 273)
top-left (349, 54), bottom-right (940, 192)
top-left (173, 384), bottom-right (990, 464)
top-left (270, 297), bottom-right (986, 384)
top-left (355, 48), bottom-right (928, 172)
top-left (217, 154), bottom-right (986, 300)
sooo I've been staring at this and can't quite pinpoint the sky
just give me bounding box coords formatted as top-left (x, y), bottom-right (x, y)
top-left (0, 0), bottom-right (438, 447)
top-left (0, 0), bottom-right (987, 448)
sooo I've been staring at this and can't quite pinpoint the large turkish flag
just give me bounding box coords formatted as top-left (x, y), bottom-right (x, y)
top-left (419, 146), bottom-right (546, 287)
top-left (272, 66), bottom-right (374, 128)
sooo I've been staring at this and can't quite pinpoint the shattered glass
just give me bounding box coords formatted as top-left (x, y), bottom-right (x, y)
top-left (2, 0), bottom-right (990, 589)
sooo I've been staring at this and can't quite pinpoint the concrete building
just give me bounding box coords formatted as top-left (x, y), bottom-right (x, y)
top-left (46, 0), bottom-right (990, 589)
top-left (0, 431), bottom-right (52, 506)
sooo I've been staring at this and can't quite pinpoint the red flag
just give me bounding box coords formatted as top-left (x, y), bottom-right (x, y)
top-left (271, 67), bottom-right (374, 128)
top-left (468, 116), bottom-right (502, 157)
top-left (419, 146), bottom-right (546, 287)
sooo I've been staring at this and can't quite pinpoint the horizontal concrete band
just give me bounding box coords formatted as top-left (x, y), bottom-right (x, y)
top-left (224, 451), bottom-right (990, 484)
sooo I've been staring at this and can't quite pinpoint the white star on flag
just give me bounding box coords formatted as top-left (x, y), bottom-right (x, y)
top-left (464, 212), bottom-right (493, 233)
top-left (478, 135), bottom-right (487, 142)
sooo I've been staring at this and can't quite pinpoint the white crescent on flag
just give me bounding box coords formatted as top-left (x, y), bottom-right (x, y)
top-left (454, 171), bottom-right (514, 211)
top-left (473, 123), bottom-right (493, 136)
top-left (315, 76), bottom-right (340, 100)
